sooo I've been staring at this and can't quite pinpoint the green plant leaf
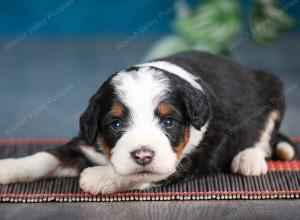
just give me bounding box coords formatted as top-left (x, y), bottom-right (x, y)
top-left (173, 0), bottom-right (240, 50)
top-left (250, 0), bottom-right (295, 44)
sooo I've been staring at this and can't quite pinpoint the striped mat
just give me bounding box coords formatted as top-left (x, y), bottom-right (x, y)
top-left (0, 137), bottom-right (300, 203)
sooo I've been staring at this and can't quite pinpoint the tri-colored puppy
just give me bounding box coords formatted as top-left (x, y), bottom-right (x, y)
top-left (0, 51), bottom-right (295, 194)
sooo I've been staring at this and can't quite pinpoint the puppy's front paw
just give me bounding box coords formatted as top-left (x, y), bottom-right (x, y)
top-left (79, 166), bottom-right (121, 194)
top-left (231, 148), bottom-right (268, 176)
top-left (0, 159), bottom-right (19, 184)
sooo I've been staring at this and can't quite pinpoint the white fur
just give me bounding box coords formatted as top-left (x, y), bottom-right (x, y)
top-left (79, 165), bottom-right (150, 194)
top-left (182, 122), bottom-right (209, 158)
top-left (231, 148), bottom-right (268, 176)
top-left (53, 167), bottom-right (79, 177)
top-left (79, 146), bottom-right (107, 165)
top-left (254, 110), bottom-right (280, 157)
top-left (137, 61), bottom-right (203, 92)
top-left (111, 67), bottom-right (177, 182)
top-left (0, 152), bottom-right (78, 184)
top-left (111, 129), bottom-right (178, 182)
top-left (231, 111), bottom-right (279, 176)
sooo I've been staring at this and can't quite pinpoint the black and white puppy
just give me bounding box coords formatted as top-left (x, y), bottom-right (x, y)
top-left (0, 51), bottom-right (295, 194)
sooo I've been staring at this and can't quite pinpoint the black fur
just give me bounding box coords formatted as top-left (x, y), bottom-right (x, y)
top-left (80, 75), bottom-right (117, 146)
top-left (155, 100), bottom-right (186, 149)
top-left (157, 51), bottom-right (286, 176)
top-left (161, 70), bottom-right (211, 130)
top-left (101, 103), bottom-right (131, 149)
top-left (47, 137), bottom-right (94, 172)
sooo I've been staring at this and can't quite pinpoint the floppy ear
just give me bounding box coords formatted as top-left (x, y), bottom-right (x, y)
top-left (183, 87), bottom-right (210, 130)
top-left (80, 95), bottom-right (100, 146)
top-left (79, 75), bottom-right (116, 146)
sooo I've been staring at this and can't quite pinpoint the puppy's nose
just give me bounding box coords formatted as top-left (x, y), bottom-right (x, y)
top-left (130, 148), bottom-right (154, 166)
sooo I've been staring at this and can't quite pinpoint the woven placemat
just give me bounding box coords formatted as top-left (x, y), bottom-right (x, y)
top-left (0, 137), bottom-right (300, 203)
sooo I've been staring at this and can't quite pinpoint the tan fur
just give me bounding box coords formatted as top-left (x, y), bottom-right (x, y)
top-left (99, 137), bottom-right (112, 159)
top-left (174, 126), bottom-right (190, 157)
top-left (157, 103), bottom-right (174, 117)
top-left (275, 142), bottom-right (294, 160)
top-left (111, 104), bottom-right (124, 118)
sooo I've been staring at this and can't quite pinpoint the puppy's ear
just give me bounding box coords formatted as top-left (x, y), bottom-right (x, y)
top-left (183, 87), bottom-right (210, 130)
top-left (80, 95), bottom-right (100, 146)
top-left (80, 76), bottom-right (116, 146)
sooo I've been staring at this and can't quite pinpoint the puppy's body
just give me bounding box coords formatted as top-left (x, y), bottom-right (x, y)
top-left (0, 51), bottom-right (295, 194)
top-left (159, 52), bottom-right (285, 173)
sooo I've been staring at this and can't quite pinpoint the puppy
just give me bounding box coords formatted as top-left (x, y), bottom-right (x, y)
top-left (0, 51), bottom-right (295, 194)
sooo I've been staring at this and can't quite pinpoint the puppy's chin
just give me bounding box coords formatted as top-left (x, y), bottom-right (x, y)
top-left (115, 168), bottom-right (176, 183)
top-left (122, 172), bottom-right (173, 183)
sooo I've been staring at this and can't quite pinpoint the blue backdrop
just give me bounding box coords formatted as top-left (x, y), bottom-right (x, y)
top-left (0, 0), bottom-right (299, 36)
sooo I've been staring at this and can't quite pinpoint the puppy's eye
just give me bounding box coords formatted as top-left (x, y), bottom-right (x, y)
top-left (161, 118), bottom-right (174, 128)
top-left (110, 119), bottom-right (124, 131)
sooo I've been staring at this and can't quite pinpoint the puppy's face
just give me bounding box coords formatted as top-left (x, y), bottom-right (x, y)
top-left (80, 66), bottom-right (209, 182)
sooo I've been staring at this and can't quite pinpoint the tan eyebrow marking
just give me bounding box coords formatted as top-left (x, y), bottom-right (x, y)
top-left (158, 103), bottom-right (174, 117)
top-left (111, 104), bottom-right (124, 118)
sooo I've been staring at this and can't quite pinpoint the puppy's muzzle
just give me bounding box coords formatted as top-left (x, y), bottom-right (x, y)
top-left (130, 148), bottom-right (154, 166)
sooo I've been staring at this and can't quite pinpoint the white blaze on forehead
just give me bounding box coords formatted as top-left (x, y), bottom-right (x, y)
top-left (112, 67), bottom-right (170, 126)
top-left (136, 61), bottom-right (203, 92)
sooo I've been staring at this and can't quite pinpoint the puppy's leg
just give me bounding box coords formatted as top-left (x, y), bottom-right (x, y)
top-left (231, 111), bottom-right (279, 176)
top-left (80, 165), bottom-right (151, 194)
top-left (230, 147), bottom-right (268, 176)
top-left (0, 151), bottom-right (75, 184)
top-left (0, 138), bottom-right (105, 184)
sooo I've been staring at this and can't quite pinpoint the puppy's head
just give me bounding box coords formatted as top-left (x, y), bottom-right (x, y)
top-left (80, 66), bottom-right (210, 182)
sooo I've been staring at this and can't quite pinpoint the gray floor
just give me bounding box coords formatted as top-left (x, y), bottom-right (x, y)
top-left (1, 200), bottom-right (300, 220)
top-left (0, 35), bottom-right (299, 138)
